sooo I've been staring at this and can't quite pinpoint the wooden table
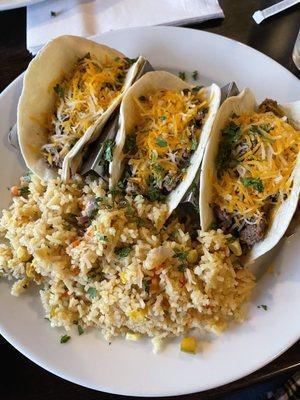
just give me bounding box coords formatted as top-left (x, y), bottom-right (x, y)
top-left (0, 1), bottom-right (299, 399)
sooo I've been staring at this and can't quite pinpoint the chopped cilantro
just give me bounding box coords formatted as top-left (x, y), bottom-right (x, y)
top-left (152, 164), bottom-right (165, 183)
top-left (151, 150), bottom-right (158, 162)
top-left (178, 264), bottom-right (187, 272)
top-left (77, 325), bottom-right (84, 335)
top-left (192, 86), bottom-right (203, 93)
top-left (124, 57), bottom-right (138, 66)
top-left (249, 124), bottom-right (274, 141)
top-left (103, 139), bottom-right (115, 162)
top-left (114, 246), bottom-right (132, 258)
top-left (178, 71), bottom-right (186, 80)
top-left (19, 186), bottom-right (30, 197)
top-left (156, 136), bottom-right (167, 147)
top-left (60, 335), bottom-right (71, 344)
top-left (241, 177), bottom-right (264, 193)
top-left (161, 115), bottom-right (167, 121)
top-left (53, 84), bottom-right (64, 98)
top-left (171, 230), bottom-right (179, 239)
top-left (147, 187), bottom-right (166, 202)
top-left (173, 249), bottom-right (188, 261)
top-left (257, 304), bottom-right (268, 311)
top-left (87, 287), bottom-right (97, 299)
top-left (44, 317), bottom-right (50, 322)
top-left (216, 121), bottom-right (242, 176)
top-left (191, 137), bottom-right (198, 151)
top-left (192, 70), bottom-right (198, 80)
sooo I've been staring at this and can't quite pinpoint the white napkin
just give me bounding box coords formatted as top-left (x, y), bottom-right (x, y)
top-left (27, 0), bottom-right (224, 55)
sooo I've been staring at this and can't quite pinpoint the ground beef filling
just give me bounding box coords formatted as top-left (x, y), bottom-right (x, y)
top-left (213, 205), bottom-right (267, 248)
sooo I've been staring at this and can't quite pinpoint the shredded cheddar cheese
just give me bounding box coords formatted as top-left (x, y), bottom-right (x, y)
top-left (41, 53), bottom-right (133, 168)
top-left (213, 110), bottom-right (300, 229)
top-left (123, 88), bottom-right (209, 200)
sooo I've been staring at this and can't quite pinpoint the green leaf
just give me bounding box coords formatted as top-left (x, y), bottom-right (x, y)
top-left (173, 249), bottom-right (188, 261)
top-left (60, 335), bottom-right (71, 344)
top-left (241, 177), bottom-right (264, 193)
top-left (249, 124), bottom-right (274, 142)
top-left (192, 70), bottom-right (198, 80)
top-left (161, 115), bottom-right (167, 121)
top-left (191, 137), bottom-right (198, 151)
top-left (257, 304), bottom-right (268, 311)
top-left (124, 57), bottom-right (138, 66)
top-left (147, 187), bottom-right (166, 202)
top-left (114, 246), bottom-right (132, 258)
top-left (156, 136), bottom-right (167, 147)
top-left (178, 264), bottom-right (187, 272)
top-left (19, 186), bottom-right (30, 197)
top-left (151, 150), bottom-right (158, 162)
top-left (87, 287), bottom-right (97, 299)
top-left (78, 325), bottom-right (84, 335)
top-left (216, 121), bottom-right (242, 176)
top-left (178, 71), bottom-right (186, 80)
top-left (53, 84), bottom-right (64, 98)
top-left (103, 139), bottom-right (115, 162)
top-left (192, 86), bottom-right (203, 93)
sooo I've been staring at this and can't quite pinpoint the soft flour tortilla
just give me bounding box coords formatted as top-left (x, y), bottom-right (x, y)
top-left (17, 35), bottom-right (145, 181)
top-left (199, 88), bottom-right (300, 263)
top-left (109, 70), bottom-right (221, 216)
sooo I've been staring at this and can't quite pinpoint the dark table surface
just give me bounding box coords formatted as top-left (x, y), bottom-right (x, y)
top-left (0, 1), bottom-right (299, 399)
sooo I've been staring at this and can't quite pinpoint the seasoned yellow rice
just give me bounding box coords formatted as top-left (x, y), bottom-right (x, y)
top-left (0, 173), bottom-right (254, 349)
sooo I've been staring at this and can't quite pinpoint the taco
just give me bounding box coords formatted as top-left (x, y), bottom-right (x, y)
top-left (200, 88), bottom-right (300, 262)
top-left (109, 71), bottom-right (220, 215)
top-left (17, 35), bottom-right (145, 181)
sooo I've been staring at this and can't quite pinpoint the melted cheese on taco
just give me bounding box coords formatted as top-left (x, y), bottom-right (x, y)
top-left (41, 54), bottom-right (135, 168)
top-left (213, 99), bottom-right (300, 247)
top-left (120, 87), bottom-right (208, 201)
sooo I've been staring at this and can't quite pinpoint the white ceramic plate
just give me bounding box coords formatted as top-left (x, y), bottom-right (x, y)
top-left (0, 26), bottom-right (299, 397)
top-left (0, 0), bottom-right (45, 11)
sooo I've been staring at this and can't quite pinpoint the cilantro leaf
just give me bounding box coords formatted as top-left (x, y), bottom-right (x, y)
top-left (19, 186), bottom-right (30, 197)
top-left (156, 136), bottom-right (167, 147)
top-left (241, 177), bottom-right (264, 193)
top-left (192, 70), bottom-right (198, 80)
top-left (87, 287), bottom-right (97, 299)
top-left (78, 325), bottom-right (84, 335)
top-left (103, 139), bottom-right (115, 162)
top-left (60, 335), bottom-right (71, 344)
top-left (114, 246), bottom-right (132, 258)
top-left (191, 137), bottom-right (198, 151)
top-left (257, 304), bottom-right (268, 311)
top-left (53, 84), bottom-right (64, 98)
